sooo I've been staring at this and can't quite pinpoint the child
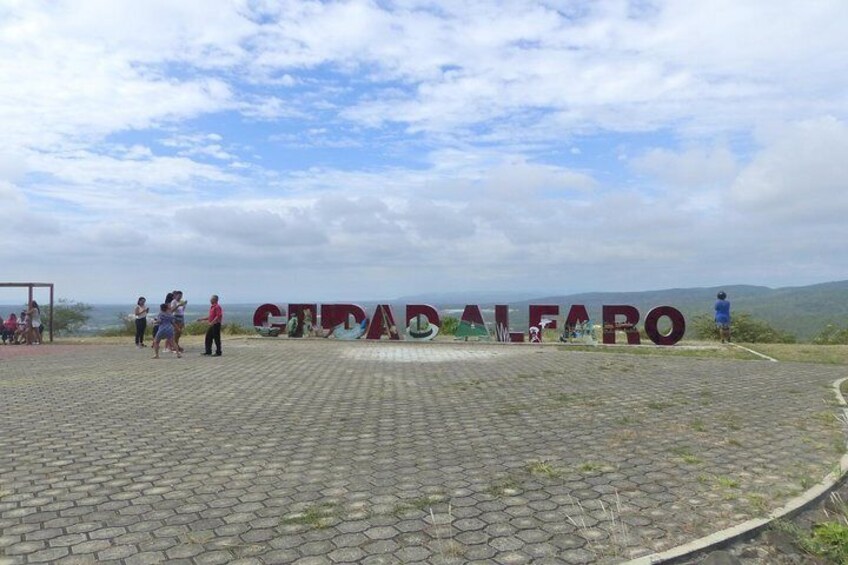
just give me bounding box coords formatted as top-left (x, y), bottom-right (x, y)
top-left (152, 303), bottom-right (181, 359)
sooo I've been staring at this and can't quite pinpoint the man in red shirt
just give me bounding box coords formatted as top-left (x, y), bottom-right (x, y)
top-left (199, 294), bottom-right (223, 356)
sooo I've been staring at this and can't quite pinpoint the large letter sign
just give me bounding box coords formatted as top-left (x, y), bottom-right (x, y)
top-left (253, 301), bottom-right (686, 346)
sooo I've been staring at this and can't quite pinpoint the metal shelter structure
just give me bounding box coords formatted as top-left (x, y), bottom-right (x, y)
top-left (0, 282), bottom-right (55, 343)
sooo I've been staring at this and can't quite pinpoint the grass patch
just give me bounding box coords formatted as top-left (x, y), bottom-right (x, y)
top-left (752, 344), bottom-right (848, 365)
top-left (715, 476), bottom-right (740, 489)
top-left (690, 419), bottom-right (707, 432)
top-left (720, 413), bottom-right (743, 431)
top-left (496, 403), bottom-right (528, 416)
top-left (647, 400), bottom-right (674, 410)
top-left (670, 446), bottom-right (702, 464)
top-left (550, 392), bottom-right (604, 407)
top-left (485, 476), bottom-right (521, 497)
top-left (577, 461), bottom-right (604, 473)
top-left (526, 460), bottom-right (564, 479)
top-left (393, 495), bottom-right (443, 515)
top-left (280, 503), bottom-right (337, 529)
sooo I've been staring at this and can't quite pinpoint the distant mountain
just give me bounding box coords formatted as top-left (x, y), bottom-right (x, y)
top-left (408, 281), bottom-right (848, 341)
top-left (394, 290), bottom-right (548, 304)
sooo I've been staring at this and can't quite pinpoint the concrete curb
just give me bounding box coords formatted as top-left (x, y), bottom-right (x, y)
top-left (625, 376), bottom-right (848, 564)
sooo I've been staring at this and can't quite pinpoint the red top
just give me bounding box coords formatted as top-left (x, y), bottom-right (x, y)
top-left (4, 318), bottom-right (16, 330)
top-left (208, 303), bottom-right (223, 324)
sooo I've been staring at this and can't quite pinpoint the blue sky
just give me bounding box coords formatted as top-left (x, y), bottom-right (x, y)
top-left (2, 0), bottom-right (848, 304)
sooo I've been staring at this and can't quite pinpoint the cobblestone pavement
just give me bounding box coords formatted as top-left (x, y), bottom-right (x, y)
top-left (1, 339), bottom-right (846, 564)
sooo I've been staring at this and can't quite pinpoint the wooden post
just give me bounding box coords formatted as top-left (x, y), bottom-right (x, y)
top-left (49, 284), bottom-right (54, 343)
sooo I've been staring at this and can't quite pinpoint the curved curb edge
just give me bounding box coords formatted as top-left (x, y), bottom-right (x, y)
top-left (625, 376), bottom-right (848, 564)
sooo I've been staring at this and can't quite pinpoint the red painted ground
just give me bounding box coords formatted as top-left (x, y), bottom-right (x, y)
top-left (0, 344), bottom-right (85, 359)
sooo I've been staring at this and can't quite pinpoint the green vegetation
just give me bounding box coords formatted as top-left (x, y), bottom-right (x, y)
top-left (774, 493), bottom-right (848, 564)
top-left (690, 312), bottom-right (796, 343)
top-left (440, 316), bottom-right (459, 335)
top-left (50, 299), bottom-right (93, 335)
top-left (526, 460), bottom-right (564, 479)
top-left (814, 324), bottom-right (848, 345)
top-left (280, 503), bottom-right (337, 529)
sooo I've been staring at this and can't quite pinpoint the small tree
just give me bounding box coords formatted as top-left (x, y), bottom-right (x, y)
top-left (690, 312), bottom-right (796, 344)
top-left (51, 299), bottom-right (92, 335)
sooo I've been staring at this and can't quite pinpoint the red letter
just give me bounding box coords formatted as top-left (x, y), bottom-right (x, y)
top-left (602, 305), bottom-right (641, 345)
top-left (529, 305), bottom-right (559, 331)
top-left (367, 305), bottom-right (400, 340)
top-left (644, 306), bottom-right (686, 346)
top-left (564, 305), bottom-right (590, 328)
top-left (253, 303), bottom-right (283, 329)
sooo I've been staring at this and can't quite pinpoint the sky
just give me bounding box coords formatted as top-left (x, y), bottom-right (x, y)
top-left (1, 0), bottom-right (847, 304)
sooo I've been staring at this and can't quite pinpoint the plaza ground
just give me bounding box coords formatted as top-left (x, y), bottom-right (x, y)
top-left (1, 338), bottom-right (846, 564)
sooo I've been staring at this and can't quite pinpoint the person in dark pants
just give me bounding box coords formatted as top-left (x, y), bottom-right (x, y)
top-left (134, 297), bottom-right (149, 347)
top-left (199, 294), bottom-right (223, 356)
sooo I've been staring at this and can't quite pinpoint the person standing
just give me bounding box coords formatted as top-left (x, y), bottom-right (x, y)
top-left (134, 297), bottom-right (149, 348)
top-left (199, 294), bottom-right (223, 356)
top-left (26, 301), bottom-right (41, 345)
top-left (714, 291), bottom-right (731, 343)
top-left (171, 290), bottom-right (187, 353)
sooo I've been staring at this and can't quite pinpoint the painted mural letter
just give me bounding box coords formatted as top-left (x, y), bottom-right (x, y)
top-left (455, 304), bottom-right (490, 340)
top-left (405, 305), bottom-right (440, 341)
top-left (322, 304), bottom-right (368, 340)
top-left (366, 305), bottom-right (400, 340)
top-left (602, 305), bottom-right (641, 345)
top-left (495, 305), bottom-right (523, 342)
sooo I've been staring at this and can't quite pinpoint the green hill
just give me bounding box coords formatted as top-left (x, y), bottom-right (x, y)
top-left (514, 281), bottom-right (848, 341)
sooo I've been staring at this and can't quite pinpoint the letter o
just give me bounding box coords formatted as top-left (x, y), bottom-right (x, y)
top-left (644, 306), bottom-right (685, 346)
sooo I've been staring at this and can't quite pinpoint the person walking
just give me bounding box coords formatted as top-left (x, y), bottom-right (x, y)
top-left (199, 294), bottom-right (223, 356)
top-left (715, 291), bottom-right (731, 343)
top-left (134, 297), bottom-right (149, 347)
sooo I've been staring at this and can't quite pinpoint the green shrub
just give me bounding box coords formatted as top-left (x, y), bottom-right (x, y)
top-left (803, 521), bottom-right (848, 564)
top-left (441, 316), bottom-right (459, 336)
top-left (690, 312), bottom-right (796, 343)
top-left (51, 299), bottom-right (93, 335)
top-left (814, 324), bottom-right (848, 345)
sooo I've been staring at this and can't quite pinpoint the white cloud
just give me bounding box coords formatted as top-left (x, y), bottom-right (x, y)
top-left (730, 117), bottom-right (848, 221)
top-left (2, 1), bottom-right (847, 301)
top-left (631, 146), bottom-right (739, 190)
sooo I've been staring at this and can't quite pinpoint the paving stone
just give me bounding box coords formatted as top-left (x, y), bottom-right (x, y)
top-left (26, 546), bottom-right (70, 562)
top-left (2, 341), bottom-right (847, 565)
top-left (70, 539), bottom-right (111, 554)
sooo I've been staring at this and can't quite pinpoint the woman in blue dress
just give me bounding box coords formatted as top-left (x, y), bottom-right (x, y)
top-left (152, 303), bottom-right (181, 359)
top-left (714, 291), bottom-right (731, 343)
